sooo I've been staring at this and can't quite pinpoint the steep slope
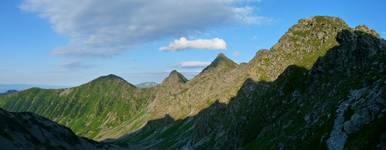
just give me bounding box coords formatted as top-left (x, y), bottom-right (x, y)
top-left (0, 74), bottom-right (155, 140)
top-left (149, 16), bottom-right (349, 120)
top-left (110, 16), bottom-right (386, 149)
top-left (248, 16), bottom-right (349, 81)
top-left (149, 53), bottom-right (241, 119)
top-left (0, 108), bottom-right (98, 149)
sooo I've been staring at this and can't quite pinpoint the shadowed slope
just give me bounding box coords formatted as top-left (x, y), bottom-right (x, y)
top-left (109, 28), bottom-right (386, 149)
top-left (0, 108), bottom-right (98, 149)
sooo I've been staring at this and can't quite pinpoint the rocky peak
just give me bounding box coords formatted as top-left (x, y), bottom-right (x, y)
top-left (200, 53), bottom-right (238, 74)
top-left (273, 16), bottom-right (349, 50)
top-left (162, 70), bottom-right (188, 85)
top-left (249, 16), bottom-right (352, 78)
top-left (354, 25), bottom-right (381, 38)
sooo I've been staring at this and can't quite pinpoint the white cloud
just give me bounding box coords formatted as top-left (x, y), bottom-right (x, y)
top-left (160, 37), bottom-right (227, 51)
top-left (20, 0), bottom-right (266, 57)
top-left (178, 61), bottom-right (211, 68)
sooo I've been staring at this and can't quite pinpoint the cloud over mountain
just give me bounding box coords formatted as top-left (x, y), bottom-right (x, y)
top-left (160, 37), bottom-right (227, 51)
top-left (20, 0), bottom-right (264, 57)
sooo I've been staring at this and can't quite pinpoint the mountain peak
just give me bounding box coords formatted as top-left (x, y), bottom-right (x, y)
top-left (89, 74), bottom-right (135, 88)
top-left (162, 70), bottom-right (188, 85)
top-left (94, 74), bottom-right (124, 81)
top-left (298, 16), bottom-right (347, 27)
top-left (200, 53), bottom-right (238, 74)
top-left (354, 25), bottom-right (381, 38)
top-left (216, 53), bottom-right (226, 59)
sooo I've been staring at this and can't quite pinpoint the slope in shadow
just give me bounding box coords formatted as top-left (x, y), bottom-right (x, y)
top-left (108, 29), bottom-right (385, 149)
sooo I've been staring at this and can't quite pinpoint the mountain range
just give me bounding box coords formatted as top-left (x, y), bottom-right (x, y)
top-left (0, 84), bottom-right (67, 93)
top-left (0, 16), bottom-right (385, 149)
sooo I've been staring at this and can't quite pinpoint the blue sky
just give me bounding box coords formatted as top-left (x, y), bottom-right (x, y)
top-left (0, 0), bottom-right (385, 86)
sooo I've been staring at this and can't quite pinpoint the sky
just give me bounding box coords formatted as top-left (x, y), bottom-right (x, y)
top-left (0, 0), bottom-right (385, 87)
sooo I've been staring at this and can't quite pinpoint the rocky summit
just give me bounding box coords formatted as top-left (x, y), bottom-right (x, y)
top-left (0, 16), bottom-right (385, 150)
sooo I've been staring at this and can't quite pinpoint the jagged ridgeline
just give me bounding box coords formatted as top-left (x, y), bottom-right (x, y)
top-left (0, 16), bottom-right (385, 149)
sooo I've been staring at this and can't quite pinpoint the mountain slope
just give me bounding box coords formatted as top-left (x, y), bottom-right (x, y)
top-left (149, 16), bottom-right (349, 120)
top-left (148, 53), bottom-right (242, 119)
top-left (0, 74), bottom-right (155, 140)
top-left (110, 16), bottom-right (386, 149)
top-left (0, 108), bottom-right (98, 149)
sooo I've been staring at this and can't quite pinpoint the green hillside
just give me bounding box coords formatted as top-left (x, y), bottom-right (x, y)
top-left (0, 74), bottom-right (155, 139)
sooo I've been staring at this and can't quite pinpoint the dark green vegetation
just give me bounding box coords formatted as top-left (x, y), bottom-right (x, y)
top-left (0, 16), bottom-right (385, 149)
top-left (0, 74), bottom-right (156, 139)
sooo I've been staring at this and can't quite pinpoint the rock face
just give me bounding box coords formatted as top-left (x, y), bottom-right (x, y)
top-left (0, 108), bottom-right (98, 149)
top-left (0, 16), bottom-right (385, 149)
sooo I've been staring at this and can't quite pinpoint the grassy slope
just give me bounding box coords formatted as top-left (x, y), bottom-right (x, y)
top-left (0, 74), bottom-right (155, 139)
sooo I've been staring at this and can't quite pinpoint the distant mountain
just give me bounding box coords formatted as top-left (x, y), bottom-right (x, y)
top-left (0, 90), bottom-right (17, 96)
top-left (0, 16), bottom-right (385, 149)
top-left (135, 82), bottom-right (158, 89)
top-left (0, 84), bottom-right (67, 93)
